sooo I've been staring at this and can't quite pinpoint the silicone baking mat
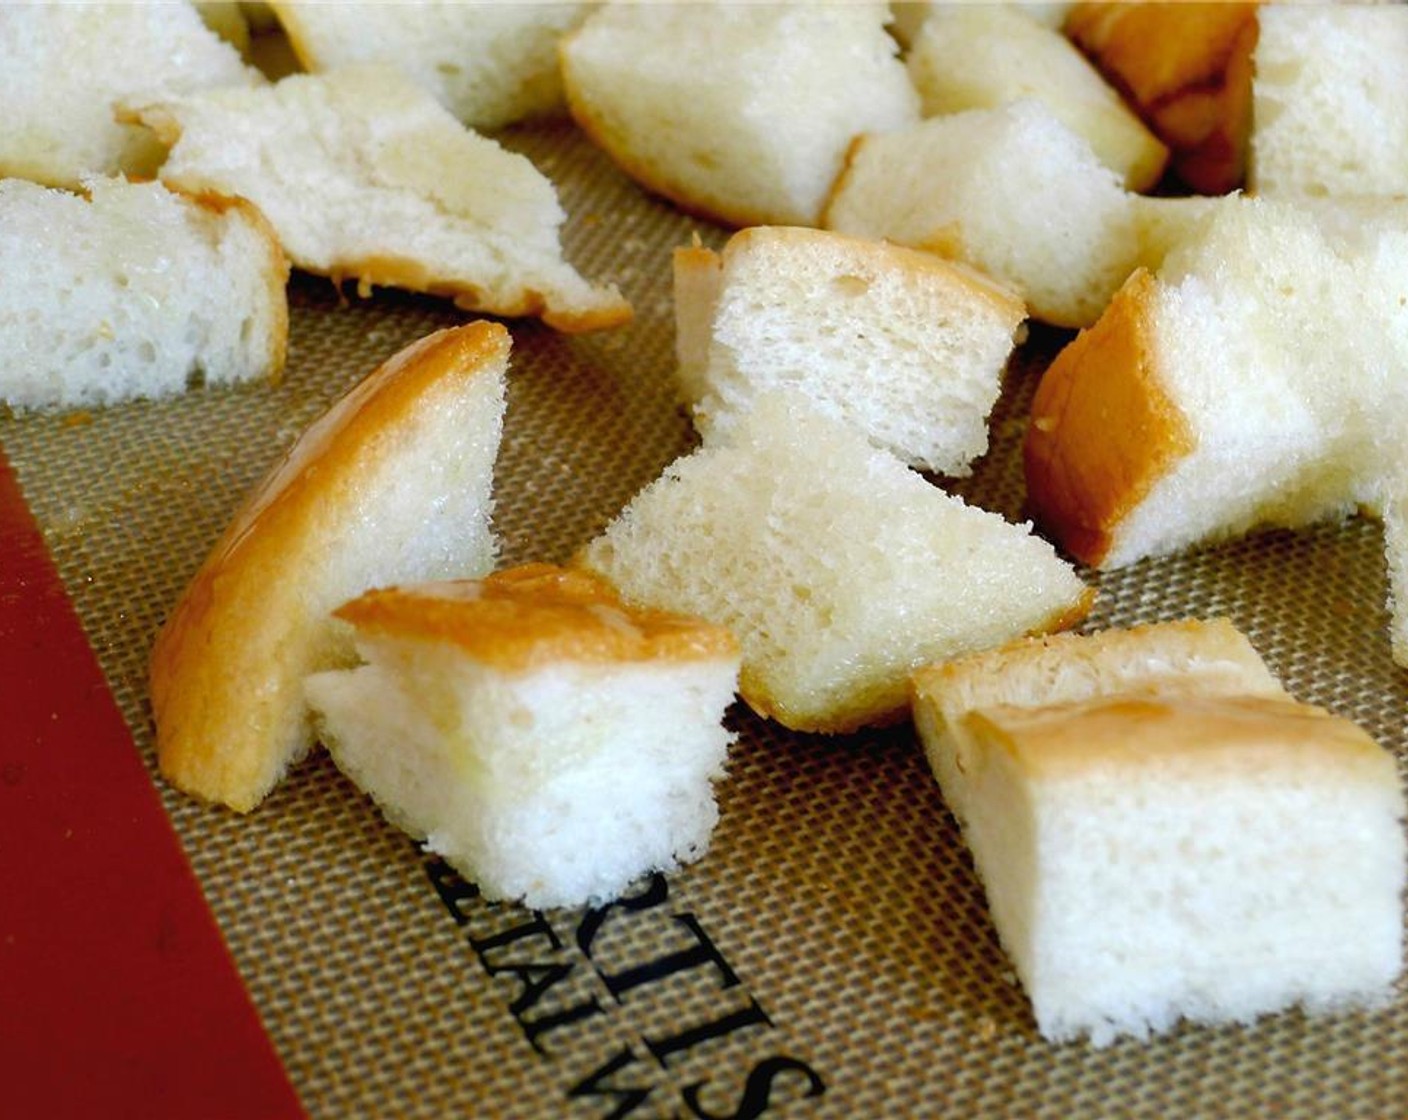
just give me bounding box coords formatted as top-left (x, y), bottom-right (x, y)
top-left (4, 117), bottom-right (1405, 1120)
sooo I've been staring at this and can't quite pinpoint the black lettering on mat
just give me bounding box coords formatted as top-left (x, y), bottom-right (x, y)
top-left (421, 856), bottom-right (826, 1117)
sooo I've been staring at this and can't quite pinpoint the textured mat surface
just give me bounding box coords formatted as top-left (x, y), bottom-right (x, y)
top-left (3, 118), bottom-right (1405, 1119)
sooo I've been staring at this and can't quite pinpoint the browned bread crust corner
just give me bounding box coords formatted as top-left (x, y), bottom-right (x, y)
top-left (335, 564), bottom-right (740, 672)
top-left (149, 321), bottom-right (509, 812)
top-left (1023, 269), bottom-right (1194, 567)
top-left (1065, 1), bottom-right (1260, 195)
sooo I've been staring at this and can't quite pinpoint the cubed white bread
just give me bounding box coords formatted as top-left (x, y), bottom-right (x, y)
top-left (1025, 195), bottom-right (1408, 569)
top-left (911, 618), bottom-right (1287, 826)
top-left (131, 65), bottom-right (630, 332)
top-left (304, 565), bottom-right (742, 909)
top-left (825, 100), bottom-right (1140, 328)
top-left (560, 3), bottom-right (919, 228)
top-left (906, 5), bottom-right (1167, 191)
top-left (0, 2), bottom-right (261, 189)
top-left (267, 2), bottom-right (588, 130)
top-left (0, 177), bottom-right (287, 410)
top-left (150, 322), bottom-right (508, 812)
top-left (1065, 1), bottom-right (1258, 195)
top-left (673, 226), bottom-right (1026, 476)
top-left (577, 391), bottom-right (1092, 734)
top-left (929, 690), bottom-right (1405, 1046)
top-left (1251, 4), bottom-right (1408, 198)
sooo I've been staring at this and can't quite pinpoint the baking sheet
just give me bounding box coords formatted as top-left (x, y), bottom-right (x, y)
top-left (4, 117), bottom-right (1406, 1119)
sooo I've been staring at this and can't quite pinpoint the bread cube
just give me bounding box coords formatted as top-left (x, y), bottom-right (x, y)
top-left (825, 100), bottom-right (1139, 328)
top-left (560, 3), bottom-right (918, 227)
top-left (1024, 195), bottom-right (1408, 569)
top-left (907, 5), bottom-right (1167, 191)
top-left (267, 2), bottom-right (589, 130)
top-left (578, 392), bottom-right (1092, 733)
top-left (920, 690), bottom-right (1404, 1046)
top-left (911, 618), bottom-right (1288, 826)
top-left (673, 226), bottom-right (1025, 476)
top-left (1066, 1), bottom-right (1258, 195)
top-left (304, 565), bottom-right (742, 909)
top-left (0, 177), bottom-right (287, 410)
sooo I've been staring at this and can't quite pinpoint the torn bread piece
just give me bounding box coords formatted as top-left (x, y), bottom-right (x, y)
top-left (560, 3), bottom-right (918, 228)
top-left (577, 391), bottom-right (1092, 734)
top-left (267, 1), bottom-right (589, 130)
top-left (150, 322), bottom-right (508, 812)
top-left (673, 226), bottom-right (1026, 476)
top-left (907, 5), bottom-right (1167, 192)
top-left (912, 622), bottom-right (1404, 1047)
top-left (305, 564), bottom-right (742, 909)
top-left (825, 100), bottom-right (1140, 329)
top-left (131, 65), bottom-right (629, 332)
top-left (0, 176), bottom-right (287, 410)
top-left (0, 1), bottom-right (262, 189)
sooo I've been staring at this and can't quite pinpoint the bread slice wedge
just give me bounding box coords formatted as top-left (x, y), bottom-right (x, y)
top-left (150, 322), bottom-right (508, 812)
top-left (131, 65), bottom-right (630, 332)
top-left (577, 391), bottom-right (1092, 733)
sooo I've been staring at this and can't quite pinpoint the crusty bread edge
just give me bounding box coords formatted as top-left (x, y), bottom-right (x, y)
top-left (1023, 268), bottom-right (1195, 567)
top-left (149, 321), bottom-right (510, 812)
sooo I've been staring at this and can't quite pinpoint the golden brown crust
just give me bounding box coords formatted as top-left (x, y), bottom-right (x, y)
top-left (335, 563), bottom-right (741, 670)
top-left (1065, 2), bottom-right (1260, 194)
top-left (912, 617), bottom-right (1279, 703)
top-left (671, 242), bottom-right (724, 399)
top-left (262, 2), bottom-right (319, 71)
top-left (726, 225), bottom-right (1026, 323)
top-left (969, 693), bottom-right (1394, 784)
top-left (149, 321), bottom-right (510, 812)
top-left (326, 253), bottom-right (632, 334)
top-left (1023, 268), bottom-right (1195, 567)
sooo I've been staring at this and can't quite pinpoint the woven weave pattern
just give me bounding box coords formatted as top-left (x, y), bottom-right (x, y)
top-left (2, 120), bottom-right (1404, 1119)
